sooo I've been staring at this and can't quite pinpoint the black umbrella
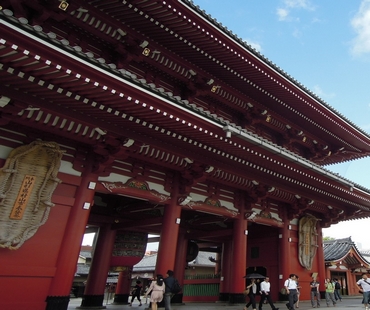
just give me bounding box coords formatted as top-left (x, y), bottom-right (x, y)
top-left (243, 273), bottom-right (265, 279)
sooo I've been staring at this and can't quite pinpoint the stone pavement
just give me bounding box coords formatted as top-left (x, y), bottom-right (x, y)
top-left (68, 296), bottom-right (366, 310)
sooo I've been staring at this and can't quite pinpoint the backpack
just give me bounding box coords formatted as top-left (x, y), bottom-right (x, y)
top-left (171, 278), bottom-right (182, 294)
top-left (335, 282), bottom-right (340, 289)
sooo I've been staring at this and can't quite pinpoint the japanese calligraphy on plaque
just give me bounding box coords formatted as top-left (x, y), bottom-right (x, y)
top-left (298, 214), bottom-right (319, 270)
top-left (9, 175), bottom-right (36, 220)
top-left (0, 141), bottom-right (63, 249)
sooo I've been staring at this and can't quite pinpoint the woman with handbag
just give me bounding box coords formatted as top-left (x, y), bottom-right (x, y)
top-left (145, 274), bottom-right (166, 310)
top-left (244, 278), bottom-right (257, 310)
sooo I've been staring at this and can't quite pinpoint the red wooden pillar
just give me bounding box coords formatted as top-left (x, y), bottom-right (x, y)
top-left (215, 252), bottom-right (221, 274)
top-left (113, 268), bottom-right (132, 304)
top-left (155, 174), bottom-right (181, 275)
top-left (174, 232), bottom-right (187, 282)
top-left (317, 226), bottom-right (326, 294)
top-left (229, 211), bottom-right (247, 303)
top-left (46, 166), bottom-right (98, 310)
top-left (173, 232), bottom-right (187, 303)
top-left (156, 203), bottom-right (181, 274)
top-left (279, 208), bottom-right (290, 289)
top-left (80, 224), bottom-right (117, 308)
top-left (219, 241), bottom-right (232, 300)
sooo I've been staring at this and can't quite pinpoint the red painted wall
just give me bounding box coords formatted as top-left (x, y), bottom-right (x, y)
top-left (247, 223), bottom-right (326, 302)
top-left (0, 172), bottom-right (81, 310)
top-left (247, 225), bottom-right (280, 300)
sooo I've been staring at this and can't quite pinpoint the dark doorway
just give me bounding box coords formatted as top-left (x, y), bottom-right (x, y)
top-left (330, 271), bottom-right (347, 296)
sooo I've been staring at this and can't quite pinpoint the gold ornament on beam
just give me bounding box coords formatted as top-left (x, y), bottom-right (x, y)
top-left (58, 1), bottom-right (69, 11)
top-left (211, 85), bottom-right (221, 92)
top-left (142, 48), bottom-right (150, 56)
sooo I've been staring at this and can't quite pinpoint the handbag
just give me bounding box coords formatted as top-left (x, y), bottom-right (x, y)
top-left (280, 287), bottom-right (288, 295)
top-left (280, 279), bottom-right (290, 295)
top-left (243, 288), bottom-right (250, 296)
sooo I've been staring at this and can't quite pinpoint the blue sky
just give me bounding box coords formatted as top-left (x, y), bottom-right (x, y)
top-left (191, 0), bottom-right (370, 248)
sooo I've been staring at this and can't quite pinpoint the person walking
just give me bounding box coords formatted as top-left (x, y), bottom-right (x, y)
top-left (164, 270), bottom-right (176, 310)
top-left (256, 279), bottom-right (265, 304)
top-left (258, 277), bottom-right (279, 310)
top-left (295, 276), bottom-right (301, 308)
top-left (310, 278), bottom-right (320, 308)
top-left (284, 274), bottom-right (298, 310)
top-left (357, 273), bottom-right (370, 310)
top-left (130, 280), bottom-right (143, 306)
top-left (145, 274), bottom-right (165, 310)
top-left (333, 279), bottom-right (342, 302)
top-left (324, 278), bottom-right (336, 307)
top-left (244, 278), bottom-right (257, 310)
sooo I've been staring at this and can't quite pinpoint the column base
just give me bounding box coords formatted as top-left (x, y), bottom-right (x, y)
top-left (171, 293), bottom-right (183, 304)
top-left (112, 293), bottom-right (130, 304)
top-left (45, 295), bottom-right (70, 310)
top-left (219, 293), bottom-right (229, 302)
top-left (76, 294), bottom-right (106, 309)
top-left (228, 293), bottom-right (245, 304)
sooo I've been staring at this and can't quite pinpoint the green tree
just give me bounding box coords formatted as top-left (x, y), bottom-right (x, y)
top-left (323, 236), bottom-right (335, 241)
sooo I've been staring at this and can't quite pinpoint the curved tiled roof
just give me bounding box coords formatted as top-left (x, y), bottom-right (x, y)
top-left (324, 237), bottom-right (355, 261)
top-left (2, 0), bottom-right (370, 227)
top-left (324, 237), bottom-right (370, 266)
top-left (133, 254), bottom-right (158, 272)
top-left (133, 251), bottom-right (216, 272)
top-left (183, 0), bottom-right (370, 139)
top-left (79, 251), bottom-right (92, 259)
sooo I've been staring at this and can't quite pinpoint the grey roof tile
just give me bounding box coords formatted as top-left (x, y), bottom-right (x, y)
top-left (323, 237), bottom-right (354, 261)
top-left (324, 237), bottom-right (370, 265)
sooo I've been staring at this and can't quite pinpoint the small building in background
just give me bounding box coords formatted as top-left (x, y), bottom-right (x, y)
top-left (324, 237), bottom-right (370, 296)
top-left (72, 247), bottom-right (217, 300)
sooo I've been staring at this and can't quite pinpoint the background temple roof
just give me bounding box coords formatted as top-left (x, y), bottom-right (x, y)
top-left (324, 237), bottom-right (370, 266)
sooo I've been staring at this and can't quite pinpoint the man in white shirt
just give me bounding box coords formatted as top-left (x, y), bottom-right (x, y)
top-left (258, 277), bottom-right (279, 310)
top-left (357, 273), bottom-right (370, 310)
top-left (284, 274), bottom-right (298, 310)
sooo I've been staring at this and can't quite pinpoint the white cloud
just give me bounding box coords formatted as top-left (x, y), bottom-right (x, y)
top-left (244, 39), bottom-right (263, 53)
top-left (249, 41), bottom-right (263, 53)
top-left (323, 218), bottom-right (370, 250)
top-left (311, 85), bottom-right (336, 100)
top-left (350, 0), bottom-right (370, 56)
top-left (277, 8), bottom-right (289, 21)
top-left (284, 0), bottom-right (314, 10)
top-left (277, 0), bottom-right (315, 21)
